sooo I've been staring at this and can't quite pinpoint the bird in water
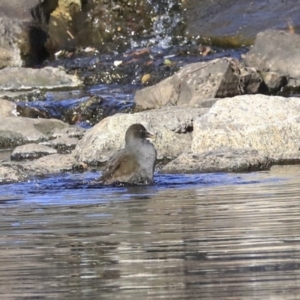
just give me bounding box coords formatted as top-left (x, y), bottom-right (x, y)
top-left (98, 123), bottom-right (157, 185)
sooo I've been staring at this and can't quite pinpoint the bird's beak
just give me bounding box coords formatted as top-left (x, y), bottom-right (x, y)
top-left (146, 131), bottom-right (156, 141)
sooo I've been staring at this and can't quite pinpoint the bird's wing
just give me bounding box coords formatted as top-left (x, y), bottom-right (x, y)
top-left (99, 150), bottom-right (139, 184)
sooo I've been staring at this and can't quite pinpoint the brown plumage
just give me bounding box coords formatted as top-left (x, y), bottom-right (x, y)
top-left (99, 124), bottom-right (157, 185)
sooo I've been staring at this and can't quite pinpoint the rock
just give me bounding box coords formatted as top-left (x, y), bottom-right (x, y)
top-left (0, 0), bottom-right (41, 19)
top-left (0, 162), bottom-right (29, 183)
top-left (244, 30), bottom-right (300, 85)
top-left (0, 117), bottom-right (69, 148)
top-left (161, 147), bottom-right (272, 174)
top-left (0, 18), bottom-right (27, 68)
top-left (192, 94), bottom-right (300, 163)
top-left (0, 152), bottom-right (78, 182)
top-left (0, 99), bottom-right (17, 117)
top-left (0, 66), bottom-right (82, 90)
top-left (0, 0), bottom-right (56, 67)
top-left (134, 58), bottom-right (264, 110)
top-left (22, 153), bottom-right (77, 176)
top-left (12, 94), bottom-right (134, 126)
top-left (74, 106), bottom-right (208, 164)
top-left (11, 143), bottom-right (57, 160)
top-left (41, 136), bottom-right (79, 154)
top-left (260, 71), bottom-right (288, 93)
top-left (51, 126), bottom-right (86, 139)
top-left (185, 0), bottom-right (300, 41)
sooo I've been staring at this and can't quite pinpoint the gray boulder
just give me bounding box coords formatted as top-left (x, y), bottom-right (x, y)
top-left (21, 153), bottom-right (77, 176)
top-left (134, 58), bottom-right (263, 110)
top-left (161, 147), bottom-right (272, 174)
top-left (41, 136), bottom-right (79, 154)
top-left (244, 30), bottom-right (300, 85)
top-left (74, 107), bottom-right (208, 164)
top-left (0, 117), bottom-right (69, 148)
top-left (0, 67), bottom-right (82, 90)
top-left (192, 94), bottom-right (300, 162)
top-left (11, 143), bottom-right (57, 161)
top-left (0, 162), bottom-right (29, 183)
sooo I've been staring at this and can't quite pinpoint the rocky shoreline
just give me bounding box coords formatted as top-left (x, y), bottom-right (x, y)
top-left (1, 1), bottom-right (300, 183)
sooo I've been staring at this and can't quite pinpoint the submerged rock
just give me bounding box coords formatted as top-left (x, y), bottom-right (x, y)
top-left (74, 106), bottom-right (208, 165)
top-left (161, 147), bottom-right (272, 174)
top-left (192, 94), bottom-right (300, 163)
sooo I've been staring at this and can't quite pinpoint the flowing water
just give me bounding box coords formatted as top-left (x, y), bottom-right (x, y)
top-left (1, 165), bottom-right (300, 299)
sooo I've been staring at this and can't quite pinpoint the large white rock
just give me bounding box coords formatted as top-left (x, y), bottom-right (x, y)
top-left (74, 107), bottom-right (208, 164)
top-left (192, 95), bottom-right (300, 161)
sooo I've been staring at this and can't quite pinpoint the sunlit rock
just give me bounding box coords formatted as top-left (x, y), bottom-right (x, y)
top-left (161, 147), bottom-right (272, 174)
top-left (192, 95), bottom-right (300, 163)
top-left (134, 58), bottom-right (264, 110)
top-left (11, 143), bottom-right (57, 161)
top-left (74, 106), bottom-right (208, 164)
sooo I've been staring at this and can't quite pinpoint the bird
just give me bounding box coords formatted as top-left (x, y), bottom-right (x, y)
top-left (98, 123), bottom-right (157, 185)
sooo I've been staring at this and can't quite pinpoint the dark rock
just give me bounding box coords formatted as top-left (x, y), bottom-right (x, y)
top-left (161, 147), bottom-right (273, 173)
top-left (15, 94), bottom-right (134, 126)
top-left (11, 143), bottom-right (57, 161)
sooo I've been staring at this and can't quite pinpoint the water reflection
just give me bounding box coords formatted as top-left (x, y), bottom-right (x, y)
top-left (0, 166), bottom-right (300, 299)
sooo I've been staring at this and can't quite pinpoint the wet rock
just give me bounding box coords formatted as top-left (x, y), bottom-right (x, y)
top-left (74, 106), bottom-right (208, 165)
top-left (0, 67), bottom-right (82, 90)
top-left (192, 95), bottom-right (300, 163)
top-left (0, 162), bottom-right (29, 183)
top-left (21, 153), bottom-right (77, 176)
top-left (42, 125), bottom-right (85, 153)
top-left (15, 94), bottom-right (134, 126)
top-left (11, 143), bottom-right (57, 161)
top-left (161, 147), bottom-right (273, 174)
top-left (0, 99), bottom-right (17, 117)
top-left (134, 58), bottom-right (264, 110)
top-left (244, 30), bottom-right (300, 86)
top-left (41, 136), bottom-right (79, 154)
top-left (185, 0), bottom-right (300, 41)
top-left (51, 126), bottom-right (86, 139)
top-left (0, 117), bottom-right (69, 148)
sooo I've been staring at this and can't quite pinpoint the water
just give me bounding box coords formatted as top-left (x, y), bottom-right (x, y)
top-left (1, 165), bottom-right (300, 299)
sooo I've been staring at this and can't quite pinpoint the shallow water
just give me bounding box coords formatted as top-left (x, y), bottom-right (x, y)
top-left (1, 165), bottom-right (300, 299)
